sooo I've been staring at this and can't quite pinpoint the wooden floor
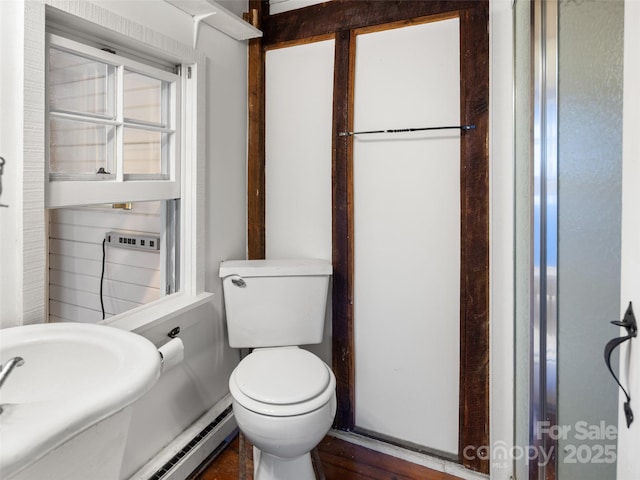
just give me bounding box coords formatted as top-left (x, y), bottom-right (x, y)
top-left (194, 433), bottom-right (463, 480)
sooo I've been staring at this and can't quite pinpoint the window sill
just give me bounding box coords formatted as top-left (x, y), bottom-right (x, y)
top-left (101, 291), bottom-right (214, 335)
top-left (47, 178), bottom-right (180, 208)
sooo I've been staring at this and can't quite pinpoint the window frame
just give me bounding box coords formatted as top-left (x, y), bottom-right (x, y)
top-left (12, 0), bottom-right (209, 329)
top-left (45, 33), bottom-right (182, 208)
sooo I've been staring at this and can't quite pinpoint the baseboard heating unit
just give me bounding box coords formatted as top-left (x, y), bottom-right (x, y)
top-left (129, 395), bottom-right (236, 480)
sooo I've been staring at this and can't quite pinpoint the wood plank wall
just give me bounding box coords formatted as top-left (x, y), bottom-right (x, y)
top-left (48, 203), bottom-right (161, 322)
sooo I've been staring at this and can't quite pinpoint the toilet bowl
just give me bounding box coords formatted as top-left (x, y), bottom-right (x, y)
top-left (229, 347), bottom-right (336, 480)
top-left (219, 259), bottom-right (336, 480)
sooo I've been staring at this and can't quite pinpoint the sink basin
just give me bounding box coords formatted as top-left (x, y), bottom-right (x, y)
top-left (0, 322), bottom-right (161, 479)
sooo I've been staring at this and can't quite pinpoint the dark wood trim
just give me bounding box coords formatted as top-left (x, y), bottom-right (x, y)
top-left (264, 33), bottom-right (336, 51)
top-left (262, 0), bottom-right (482, 45)
top-left (351, 10), bottom-right (460, 36)
top-left (458, 3), bottom-right (490, 474)
top-left (331, 29), bottom-right (355, 431)
top-left (247, 0), bottom-right (266, 260)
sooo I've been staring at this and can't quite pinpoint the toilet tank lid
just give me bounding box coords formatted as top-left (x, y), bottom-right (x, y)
top-left (219, 259), bottom-right (332, 278)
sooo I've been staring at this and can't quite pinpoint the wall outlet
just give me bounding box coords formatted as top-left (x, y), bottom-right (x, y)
top-left (105, 231), bottom-right (160, 251)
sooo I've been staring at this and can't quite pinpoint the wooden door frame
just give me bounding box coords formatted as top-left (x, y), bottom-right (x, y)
top-left (247, 1), bottom-right (489, 473)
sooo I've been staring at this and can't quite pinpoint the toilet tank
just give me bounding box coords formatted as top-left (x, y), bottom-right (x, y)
top-left (219, 259), bottom-right (332, 348)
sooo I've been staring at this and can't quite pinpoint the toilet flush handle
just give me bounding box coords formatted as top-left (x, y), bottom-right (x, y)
top-left (230, 275), bottom-right (246, 288)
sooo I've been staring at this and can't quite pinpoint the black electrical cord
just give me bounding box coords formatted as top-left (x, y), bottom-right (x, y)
top-left (100, 238), bottom-right (106, 320)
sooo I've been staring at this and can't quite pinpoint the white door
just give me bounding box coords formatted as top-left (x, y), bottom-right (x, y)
top-left (618, 1), bottom-right (640, 477)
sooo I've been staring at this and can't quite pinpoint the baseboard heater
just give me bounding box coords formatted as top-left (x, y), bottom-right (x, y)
top-left (129, 395), bottom-right (236, 480)
top-left (148, 406), bottom-right (233, 480)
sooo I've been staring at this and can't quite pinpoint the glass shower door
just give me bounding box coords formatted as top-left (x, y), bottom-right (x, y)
top-left (515, 1), bottom-right (623, 478)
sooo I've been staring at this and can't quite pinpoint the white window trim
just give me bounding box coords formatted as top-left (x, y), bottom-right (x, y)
top-left (46, 33), bottom-right (182, 208)
top-left (17, 0), bottom-right (207, 328)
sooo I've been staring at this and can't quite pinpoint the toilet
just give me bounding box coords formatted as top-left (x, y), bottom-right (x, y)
top-left (219, 259), bottom-right (336, 480)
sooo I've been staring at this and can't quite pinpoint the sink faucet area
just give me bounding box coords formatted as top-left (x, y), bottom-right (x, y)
top-left (0, 322), bottom-right (161, 480)
top-left (0, 356), bottom-right (24, 389)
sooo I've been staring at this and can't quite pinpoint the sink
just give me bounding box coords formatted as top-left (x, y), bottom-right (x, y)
top-left (0, 322), bottom-right (161, 479)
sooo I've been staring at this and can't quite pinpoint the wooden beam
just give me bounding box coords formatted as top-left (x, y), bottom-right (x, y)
top-left (247, 0), bottom-right (266, 259)
top-left (458, 3), bottom-right (490, 474)
top-left (263, 0), bottom-right (481, 46)
top-left (331, 29), bottom-right (355, 431)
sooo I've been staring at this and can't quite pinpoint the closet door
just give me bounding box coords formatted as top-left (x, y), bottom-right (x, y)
top-left (353, 17), bottom-right (461, 455)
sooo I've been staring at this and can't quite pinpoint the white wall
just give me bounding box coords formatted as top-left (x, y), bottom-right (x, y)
top-left (0, 0), bottom-right (24, 327)
top-left (489, 2), bottom-right (515, 479)
top-left (265, 41), bottom-right (333, 260)
top-left (118, 299), bottom-right (236, 479)
top-left (0, 0), bottom-right (47, 328)
top-left (352, 18), bottom-right (461, 455)
top-left (618, 0), bottom-right (640, 476)
top-left (87, 0), bottom-right (193, 46)
top-left (200, 0), bottom-right (249, 336)
top-left (269, 0), bottom-right (328, 15)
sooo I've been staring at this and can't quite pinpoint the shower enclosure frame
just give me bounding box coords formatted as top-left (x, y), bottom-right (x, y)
top-left (527, 0), bottom-right (559, 479)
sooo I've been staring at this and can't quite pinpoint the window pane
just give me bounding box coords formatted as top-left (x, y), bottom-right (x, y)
top-left (50, 117), bottom-right (114, 175)
top-left (49, 47), bottom-right (113, 117)
top-left (123, 128), bottom-right (167, 175)
top-left (124, 70), bottom-right (167, 125)
top-left (48, 200), bottom-right (178, 323)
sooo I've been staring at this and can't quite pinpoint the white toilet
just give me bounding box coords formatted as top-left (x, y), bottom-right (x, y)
top-left (219, 259), bottom-right (336, 480)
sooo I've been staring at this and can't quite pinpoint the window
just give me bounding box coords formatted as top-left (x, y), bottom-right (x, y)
top-left (46, 33), bottom-right (181, 207)
top-left (48, 201), bottom-right (178, 323)
top-left (46, 33), bottom-right (185, 322)
top-left (5, 0), bottom-right (208, 330)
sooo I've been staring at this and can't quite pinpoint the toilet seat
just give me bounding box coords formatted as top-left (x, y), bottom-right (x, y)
top-left (230, 347), bottom-right (336, 417)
